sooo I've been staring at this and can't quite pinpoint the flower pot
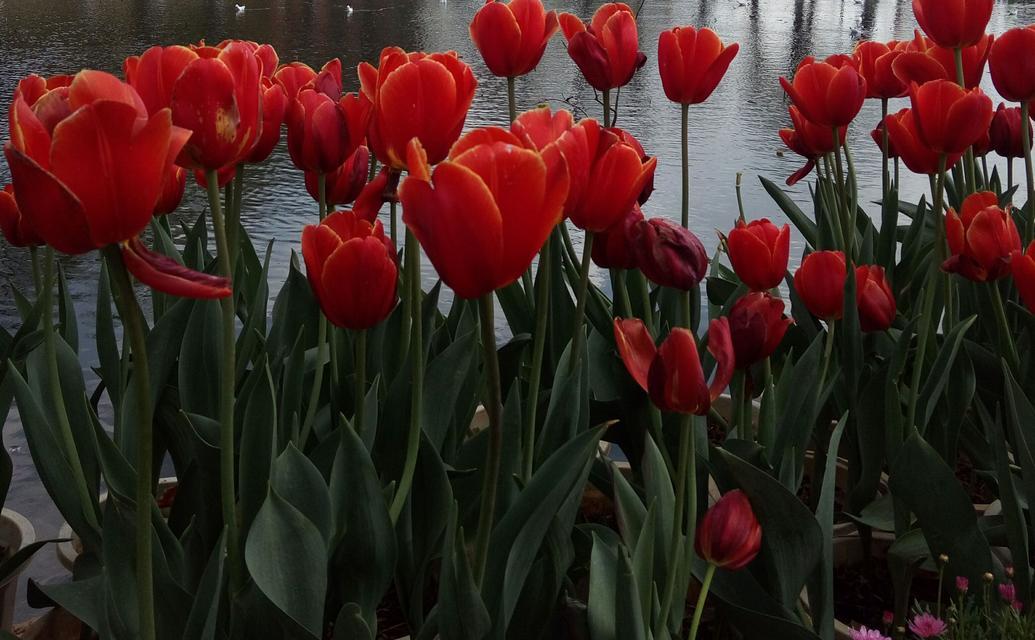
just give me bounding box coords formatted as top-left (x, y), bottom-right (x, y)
top-left (0, 508), bottom-right (37, 630)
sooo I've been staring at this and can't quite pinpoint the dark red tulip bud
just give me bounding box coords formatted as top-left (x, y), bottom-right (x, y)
top-left (630, 217), bottom-right (707, 291)
top-left (1012, 242), bottom-right (1035, 314)
top-left (989, 103), bottom-right (1030, 159)
top-left (695, 490), bottom-right (762, 570)
top-left (728, 292), bottom-right (792, 369)
top-left (592, 204), bottom-right (643, 270)
top-left (793, 250), bottom-right (846, 320)
top-left (855, 265), bottom-right (896, 332)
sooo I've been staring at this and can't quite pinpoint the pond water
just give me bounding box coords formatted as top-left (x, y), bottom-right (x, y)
top-left (0, 0), bottom-right (1032, 623)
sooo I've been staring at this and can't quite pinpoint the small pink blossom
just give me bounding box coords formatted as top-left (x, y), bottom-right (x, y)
top-left (882, 610), bottom-right (894, 626)
top-left (908, 612), bottom-right (947, 638)
top-left (1013, 600), bottom-right (1025, 613)
top-left (999, 582), bottom-right (1017, 602)
top-left (849, 626), bottom-right (891, 640)
top-left (955, 576), bottom-right (969, 592)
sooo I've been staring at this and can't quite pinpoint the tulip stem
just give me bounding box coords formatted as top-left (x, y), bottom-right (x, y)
top-left (602, 89), bottom-right (611, 128)
top-left (103, 246), bottom-right (155, 640)
top-left (206, 170), bottom-right (242, 593)
top-left (473, 293), bottom-right (504, 588)
top-left (506, 76), bottom-right (517, 123)
top-left (1021, 102), bottom-right (1035, 243)
top-left (881, 99), bottom-right (890, 200)
top-left (229, 164), bottom-right (244, 268)
top-left (821, 156), bottom-right (848, 252)
top-left (301, 318), bottom-right (328, 443)
top-left (524, 235), bottom-right (553, 481)
top-left (688, 563), bottom-right (717, 640)
top-left (814, 320), bottom-right (837, 424)
top-left (735, 172), bottom-right (745, 222)
top-left (610, 269), bottom-right (631, 317)
top-left (571, 231), bottom-right (595, 370)
top-left (659, 416), bottom-right (696, 634)
top-left (389, 230), bottom-right (424, 524)
top-left (681, 103), bottom-right (690, 228)
top-left (832, 128), bottom-right (853, 258)
top-left (988, 283), bottom-right (1021, 372)
top-left (29, 246), bottom-right (41, 296)
top-left (318, 173), bottom-right (342, 430)
top-left (354, 329), bottom-right (366, 435)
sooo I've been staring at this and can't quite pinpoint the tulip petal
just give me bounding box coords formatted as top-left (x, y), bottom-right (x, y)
top-left (319, 236), bottom-right (398, 330)
top-left (614, 317), bottom-right (655, 391)
top-left (69, 70), bottom-right (147, 116)
top-left (706, 317), bottom-right (735, 402)
top-left (121, 237), bottom-right (231, 299)
top-left (649, 328), bottom-right (709, 414)
top-left (694, 40), bottom-right (739, 104)
top-left (171, 57), bottom-right (241, 170)
top-left (470, 2), bottom-right (523, 77)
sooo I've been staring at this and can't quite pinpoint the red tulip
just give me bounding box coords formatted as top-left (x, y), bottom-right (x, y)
top-left (512, 107), bottom-right (598, 217)
top-left (273, 61), bottom-right (318, 100)
top-left (352, 165), bottom-right (391, 223)
top-left (855, 265), bottom-right (896, 332)
top-left (558, 3), bottom-right (647, 91)
top-left (779, 105), bottom-right (846, 185)
top-left (0, 184), bottom-right (41, 247)
top-left (727, 218), bottom-right (790, 291)
top-left (613, 317), bottom-right (735, 415)
top-left (990, 27), bottom-right (1035, 103)
top-left (171, 40), bottom-right (262, 170)
top-left (123, 45), bottom-right (199, 115)
top-left (592, 204), bottom-right (643, 269)
top-left (630, 217), bottom-right (707, 291)
top-left (883, 108), bottom-right (964, 174)
top-left (727, 292), bottom-right (792, 369)
top-left (470, 0), bottom-right (559, 78)
top-left (245, 78), bottom-right (288, 164)
top-left (399, 130), bottom-right (568, 299)
top-left (610, 127), bottom-right (655, 205)
top-left (854, 40), bottom-right (907, 99)
top-left (286, 89), bottom-right (368, 174)
top-left (892, 31), bottom-right (992, 90)
top-left (912, 0), bottom-right (993, 49)
top-left (154, 166), bottom-right (186, 216)
top-left (511, 105), bottom-right (576, 150)
top-left (695, 490), bottom-right (762, 570)
top-left (309, 58), bottom-right (344, 99)
top-left (657, 26), bottom-right (739, 105)
top-left (989, 103), bottom-right (1031, 159)
top-left (779, 59), bottom-right (866, 128)
top-left (564, 125), bottom-right (656, 232)
top-left (793, 250), bottom-right (846, 320)
top-left (944, 191), bottom-right (1021, 282)
top-left (1012, 242), bottom-right (1035, 314)
top-left (358, 47), bottom-right (477, 171)
top-left (301, 210), bottom-right (397, 330)
top-left (871, 122), bottom-right (897, 159)
top-left (12, 74), bottom-right (73, 109)
top-left (305, 146), bottom-right (370, 207)
top-left (209, 39), bottom-right (280, 79)
top-left (909, 80), bottom-right (993, 156)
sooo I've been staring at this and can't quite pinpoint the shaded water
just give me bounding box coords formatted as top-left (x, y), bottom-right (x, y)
top-left (0, 0), bottom-right (1032, 622)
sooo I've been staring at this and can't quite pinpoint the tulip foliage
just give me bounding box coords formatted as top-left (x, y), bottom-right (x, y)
top-left (5, 2), bottom-right (1035, 640)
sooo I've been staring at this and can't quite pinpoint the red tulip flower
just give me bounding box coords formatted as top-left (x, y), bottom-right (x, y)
top-left (892, 31), bottom-right (992, 90)
top-left (1012, 242), bottom-right (1035, 314)
top-left (884, 108), bottom-right (964, 174)
top-left (399, 130), bottom-right (568, 299)
top-left (871, 123), bottom-right (898, 159)
top-left (793, 250), bottom-right (847, 320)
top-left (0, 184), bottom-right (41, 247)
top-left (286, 89), bottom-right (368, 174)
top-left (470, 0), bottom-right (559, 78)
top-left (512, 107), bottom-right (597, 217)
top-left (989, 103), bottom-right (1031, 159)
top-left (727, 218), bottom-right (791, 291)
top-left (614, 317), bottom-right (735, 415)
top-left (630, 217), bottom-right (708, 291)
top-left (779, 59), bottom-right (866, 129)
top-left (695, 490), bottom-right (762, 570)
top-left (305, 146), bottom-right (370, 208)
top-left (610, 127), bottom-right (655, 205)
top-left (273, 61), bottom-right (318, 100)
top-left (944, 191), bottom-right (1021, 282)
top-left (359, 47), bottom-right (477, 171)
top-left (779, 106), bottom-right (846, 185)
top-left (908, 80), bottom-right (993, 157)
top-left (990, 27), bottom-right (1035, 104)
top-left (912, 0), bottom-right (993, 49)
top-left (245, 78), bottom-right (288, 164)
top-left (558, 3), bottom-right (647, 91)
top-left (301, 210), bottom-right (397, 330)
top-left (855, 265), bottom-right (896, 332)
top-left (727, 292), bottom-right (792, 369)
top-left (592, 204), bottom-right (643, 269)
top-left (154, 166), bottom-right (187, 216)
top-left (657, 26), bottom-right (739, 105)
top-left (854, 40), bottom-right (907, 99)
top-left (123, 45), bottom-right (199, 115)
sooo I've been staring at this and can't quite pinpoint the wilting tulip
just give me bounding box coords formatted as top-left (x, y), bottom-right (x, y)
top-left (273, 61), bottom-right (318, 100)
top-left (727, 218), bottom-right (791, 291)
top-left (727, 292), bottom-right (792, 369)
top-left (245, 78), bottom-right (288, 164)
top-left (154, 166), bottom-right (186, 216)
top-left (794, 250), bottom-right (847, 320)
top-left (565, 125), bottom-right (656, 232)
top-left (359, 47), bottom-right (477, 171)
top-left (630, 217), bottom-right (708, 291)
top-left (593, 204), bottom-right (643, 269)
top-left (989, 103), bottom-right (1030, 159)
top-left (855, 265), bottom-right (896, 332)
top-left (884, 109), bottom-right (964, 174)
top-left (854, 40), bottom-right (907, 99)
top-left (913, 0), bottom-right (993, 50)
top-left (5, 70), bottom-right (229, 298)
top-left (892, 31), bottom-right (992, 90)
top-left (614, 317), bottom-right (735, 415)
top-left (399, 130), bottom-right (568, 299)
top-left (695, 490), bottom-right (762, 570)
top-left (908, 80), bottom-right (993, 156)
top-left (286, 89), bottom-right (368, 174)
top-left (990, 27), bottom-right (1035, 103)
top-left (657, 26), bottom-right (739, 105)
top-left (171, 40), bottom-right (262, 170)
top-left (1012, 242), bottom-right (1035, 314)
top-left (779, 59), bottom-right (866, 129)
top-left (944, 191), bottom-right (1021, 282)
top-left (301, 210), bottom-right (397, 330)
top-left (305, 146), bottom-right (370, 207)
top-left (469, 0), bottom-right (559, 78)
top-left (0, 185), bottom-right (41, 247)
top-left (779, 106), bottom-right (846, 185)
top-left (558, 3), bottom-right (646, 91)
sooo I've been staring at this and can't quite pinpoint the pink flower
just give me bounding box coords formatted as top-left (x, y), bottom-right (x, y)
top-left (1013, 600), bottom-right (1025, 613)
top-left (999, 582), bottom-right (1017, 603)
top-left (849, 627), bottom-right (891, 640)
top-left (882, 610), bottom-right (894, 626)
top-left (908, 612), bottom-right (947, 638)
top-left (955, 576), bottom-right (969, 593)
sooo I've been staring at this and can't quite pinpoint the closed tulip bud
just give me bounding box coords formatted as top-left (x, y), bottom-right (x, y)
top-left (909, 80), bottom-right (993, 156)
top-left (657, 26), bottom-right (739, 105)
top-left (565, 125), bottom-right (656, 232)
top-left (592, 204), bottom-right (643, 269)
top-left (854, 40), bottom-right (907, 99)
top-left (892, 31), bottom-right (992, 90)
top-left (0, 184), bottom-right (42, 247)
top-left (153, 165), bottom-right (186, 216)
top-left (695, 490), bottom-right (762, 570)
top-left (883, 108), bottom-right (965, 175)
top-left (400, 130), bottom-right (568, 299)
top-left (1012, 242), bottom-right (1035, 314)
top-left (779, 106), bottom-right (847, 185)
top-left (779, 60), bottom-right (866, 129)
top-left (793, 250), bottom-right (846, 320)
top-left (286, 89), bottom-right (367, 174)
top-left (944, 191), bottom-right (1021, 282)
top-left (630, 217), bottom-right (708, 291)
top-left (470, 0), bottom-right (559, 78)
top-left (989, 103), bottom-right (1030, 159)
top-left (727, 218), bottom-right (790, 291)
top-left (245, 78), bottom-right (288, 164)
top-left (990, 27), bottom-right (1035, 103)
top-left (359, 47), bottom-right (477, 171)
top-left (728, 292), bottom-right (792, 369)
top-left (855, 265), bottom-right (896, 332)
top-left (302, 210), bottom-right (397, 330)
top-left (273, 61), bottom-right (318, 100)
top-left (558, 3), bottom-right (646, 91)
top-left (913, 0), bottom-right (992, 49)
top-left (305, 146), bottom-right (370, 208)
top-left (614, 317), bottom-right (735, 415)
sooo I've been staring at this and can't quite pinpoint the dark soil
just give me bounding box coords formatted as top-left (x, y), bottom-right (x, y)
top-left (833, 556), bottom-right (943, 631)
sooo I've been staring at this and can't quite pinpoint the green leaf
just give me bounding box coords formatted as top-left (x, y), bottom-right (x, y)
top-left (181, 531), bottom-right (227, 640)
top-left (916, 315), bottom-right (976, 433)
top-left (238, 361), bottom-right (278, 538)
top-left (270, 444), bottom-right (332, 544)
top-left (56, 263), bottom-right (78, 354)
top-left (95, 261), bottom-right (122, 424)
top-left (177, 300), bottom-right (221, 419)
top-left (807, 414), bottom-right (847, 640)
top-left (496, 281), bottom-right (533, 337)
top-left (761, 176), bottom-right (818, 247)
top-left (422, 328), bottom-right (478, 450)
top-left (332, 603), bottom-right (373, 640)
top-left (438, 501), bottom-right (490, 640)
top-left (587, 532), bottom-right (618, 640)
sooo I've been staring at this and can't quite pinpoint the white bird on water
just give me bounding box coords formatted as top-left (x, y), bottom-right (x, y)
top-left (346, 4), bottom-right (353, 15)
top-left (235, 3), bottom-right (245, 12)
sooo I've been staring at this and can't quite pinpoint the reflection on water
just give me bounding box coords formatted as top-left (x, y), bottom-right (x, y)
top-left (0, 0), bottom-right (1031, 619)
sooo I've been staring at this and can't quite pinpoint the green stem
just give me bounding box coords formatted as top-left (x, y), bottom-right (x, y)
top-left (570, 232), bottom-right (595, 371)
top-left (1022, 102), bottom-right (1035, 243)
top-left (735, 172), bottom-right (745, 222)
top-left (989, 283), bottom-right (1021, 372)
top-left (602, 89), bottom-right (611, 128)
top-left (821, 156), bottom-right (848, 252)
top-left (300, 318), bottom-right (328, 444)
top-left (881, 98), bottom-right (890, 199)
top-left (659, 420), bottom-right (693, 632)
top-left (610, 268), bottom-right (631, 317)
top-left (354, 329), bottom-right (366, 435)
top-left (205, 170), bottom-right (242, 592)
top-left (29, 246), bottom-right (41, 296)
top-left (103, 246), bottom-right (155, 640)
top-left (681, 103), bottom-right (690, 228)
top-left (229, 165), bottom-right (244, 267)
top-left (688, 563), bottom-right (718, 640)
top-left (473, 293), bottom-right (504, 587)
top-left (506, 76), bottom-right (517, 123)
top-left (758, 357), bottom-right (775, 450)
top-left (815, 320), bottom-right (837, 420)
top-left (368, 151), bottom-right (378, 183)
top-left (389, 198), bottom-right (398, 248)
top-left (832, 128), bottom-right (853, 257)
top-left (524, 236), bottom-right (552, 481)
top-left (318, 174), bottom-right (341, 430)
